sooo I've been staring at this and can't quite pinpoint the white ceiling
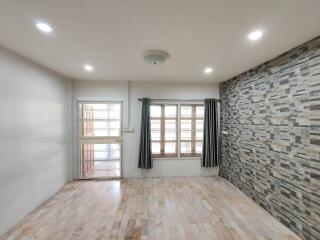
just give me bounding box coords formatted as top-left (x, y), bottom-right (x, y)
top-left (0, 0), bottom-right (319, 83)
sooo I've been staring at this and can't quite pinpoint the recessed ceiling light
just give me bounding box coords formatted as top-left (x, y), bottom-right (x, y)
top-left (204, 67), bottom-right (213, 74)
top-left (35, 22), bottom-right (52, 33)
top-left (84, 64), bottom-right (93, 72)
top-left (248, 30), bottom-right (263, 41)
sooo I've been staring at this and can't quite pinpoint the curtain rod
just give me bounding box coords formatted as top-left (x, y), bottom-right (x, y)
top-left (138, 98), bottom-right (220, 102)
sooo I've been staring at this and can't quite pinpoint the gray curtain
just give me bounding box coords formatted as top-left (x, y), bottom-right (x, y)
top-left (138, 98), bottom-right (152, 169)
top-left (202, 98), bottom-right (219, 167)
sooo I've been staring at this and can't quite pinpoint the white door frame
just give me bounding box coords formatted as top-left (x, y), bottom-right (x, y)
top-left (76, 100), bottom-right (123, 179)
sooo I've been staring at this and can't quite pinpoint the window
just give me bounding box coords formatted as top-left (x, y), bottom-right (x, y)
top-left (150, 104), bottom-right (178, 157)
top-left (180, 105), bottom-right (204, 157)
top-left (150, 103), bottom-right (204, 158)
top-left (79, 103), bottom-right (121, 137)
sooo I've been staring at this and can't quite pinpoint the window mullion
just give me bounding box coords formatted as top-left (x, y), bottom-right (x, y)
top-left (177, 103), bottom-right (180, 158)
top-left (80, 105), bottom-right (84, 137)
top-left (160, 105), bottom-right (165, 156)
top-left (191, 105), bottom-right (196, 155)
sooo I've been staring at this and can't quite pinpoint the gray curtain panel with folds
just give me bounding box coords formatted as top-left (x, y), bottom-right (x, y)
top-left (138, 98), bottom-right (153, 169)
top-left (202, 98), bottom-right (219, 167)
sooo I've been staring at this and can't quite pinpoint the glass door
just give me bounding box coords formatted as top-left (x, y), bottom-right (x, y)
top-left (78, 102), bottom-right (122, 179)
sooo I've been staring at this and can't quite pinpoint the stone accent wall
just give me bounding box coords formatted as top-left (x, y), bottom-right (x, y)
top-left (219, 36), bottom-right (320, 240)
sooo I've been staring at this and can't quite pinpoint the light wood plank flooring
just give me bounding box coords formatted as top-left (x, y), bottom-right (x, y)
top-left (2, 177), bottom-right (300, 240)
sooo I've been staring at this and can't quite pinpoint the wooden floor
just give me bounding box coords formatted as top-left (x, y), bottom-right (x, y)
top-left (2, 177), bottom-right (300, 240)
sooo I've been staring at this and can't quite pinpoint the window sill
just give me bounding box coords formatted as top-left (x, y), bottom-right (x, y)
top-left (152, 157), bottom-right (201, 160)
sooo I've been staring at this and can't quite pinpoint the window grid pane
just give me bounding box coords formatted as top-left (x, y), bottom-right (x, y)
top-left (79, 103), bottom-right (121, 137)
top-left (150, 104), bottom-right (177, 157)
top-left (150, 105), bottom-right (161, 118)
top-left (180, 104), bottom-right (204, 157)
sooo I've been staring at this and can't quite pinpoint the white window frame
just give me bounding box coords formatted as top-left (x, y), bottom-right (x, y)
top-left (150, 103), bottom-right (178, 158)
top-left (150, 101), bottom-right (204, 160)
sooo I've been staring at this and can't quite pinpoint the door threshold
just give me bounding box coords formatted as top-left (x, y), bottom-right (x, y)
top-left (78, 177), bottom-right (121, 181)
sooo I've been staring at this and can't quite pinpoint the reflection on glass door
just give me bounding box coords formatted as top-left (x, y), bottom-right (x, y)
top-left (78, 102), bottom-right (121, 179)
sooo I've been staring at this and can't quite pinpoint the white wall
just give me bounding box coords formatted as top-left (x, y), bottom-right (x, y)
top-left (0, 46), bottom-right (72, 236)
top-left (72, 80), bottom-right (219, 178)
top-left (0, 48), bottom-right (219, 234)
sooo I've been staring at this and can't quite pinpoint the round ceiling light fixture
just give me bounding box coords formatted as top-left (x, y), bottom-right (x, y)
top-left (143, 50), bottom-right (169, 65)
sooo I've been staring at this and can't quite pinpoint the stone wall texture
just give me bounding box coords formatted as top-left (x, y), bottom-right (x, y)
top-left (219, 36), bottom-right (320, 240)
